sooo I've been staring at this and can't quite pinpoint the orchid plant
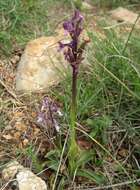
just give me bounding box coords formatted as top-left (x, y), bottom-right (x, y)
top-left (59, 10), bottom-right (89, 174)
top-left (37, 10), bottom-right (89, 177)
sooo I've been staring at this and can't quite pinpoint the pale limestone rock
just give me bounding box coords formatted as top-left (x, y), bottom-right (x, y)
top-left (17, 169), bottom-right (47, 190)
top-left (111, 7), bottom-right (140, 26)
top-left (82, 1), bottom-right (93, 10)
top-left (73, 0), bottom-right (93, 10)
top-left (16, 35), bottom-right (68, 92)
top-left (2, 161), bottom-right (47, 190)
top-left (2, 161), bottom-right (24, 181)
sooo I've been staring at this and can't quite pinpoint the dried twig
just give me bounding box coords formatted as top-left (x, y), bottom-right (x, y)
top-left (107, 126), bottom-right (140, 134)
top-left (114, 132), bottom-right (128, 157)
top-left (0, 78), bottom-right (21, 104)
top-left (0, 79), bottom-right (16, 98)
top-left (74, 178), bottom-right (140, 190)
top-left (122, 13), bottom-right (140, 54)
top-left (0, 179), bottom-right (16, 190)
top-left (123, 145), bottom-right (135, 164)
top-left (133, 155), bottom-right (140, 170)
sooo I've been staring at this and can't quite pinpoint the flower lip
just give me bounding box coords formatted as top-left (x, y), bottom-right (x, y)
top-left (63, 21), bottom-right (74, 33)
top-left (63, 10), bottom-right (83, 36)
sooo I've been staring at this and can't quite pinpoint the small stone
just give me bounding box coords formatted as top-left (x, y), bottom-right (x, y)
top-left (111, 7), bottom-right (140, 27)
top-left (2, 161), bottom-right (24, 181)
top-left (2, 161), bottom-right (47, 190)
top-left (3, 134), bottom-right (13, 140)
top-left (11, 55), bottom-right (20, 65)
top-left (22, 138), bottom-right (29, 146)
top-left (17, 169), bottom-right (47, 190)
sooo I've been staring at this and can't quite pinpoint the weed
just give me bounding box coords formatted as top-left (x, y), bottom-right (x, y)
top-left (16, 144), bottom-right (43, 173)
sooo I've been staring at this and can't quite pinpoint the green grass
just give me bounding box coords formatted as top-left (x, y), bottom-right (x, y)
top-left (0, 0), bottom-right (51, 56)
top-left (46, 19), bottom-right (140, 188)
top-left (0, 0), bottom-right (73, 57)
top-left (53, 26), bottom-right (140, 131)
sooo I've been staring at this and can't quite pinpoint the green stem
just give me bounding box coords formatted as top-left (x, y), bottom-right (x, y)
top-left (69, 68), bottom-right (79, 175)
top-left (70, 68), bottom-right (78, 141)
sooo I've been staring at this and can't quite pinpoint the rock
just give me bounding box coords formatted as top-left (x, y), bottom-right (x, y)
top-left (16, 35), bottom-right (68, 92)
top-left (111, 7), bottom-right (140, 27)
top-left (17, 169), bottom-right (47, 190)
top-left (82, 1), bottom-right (93, 10)
top-left (2, 161), bottom-right (47, 190)
top-left (73, 0), bottom-right (93, 10)
top-left (2, 161), bottom-right (24, 181)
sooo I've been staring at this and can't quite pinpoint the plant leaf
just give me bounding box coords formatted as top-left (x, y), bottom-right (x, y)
top-left (57, 176), bottom-right (66, 190)
top-left (77, 150), bottom-right (95, 167)
top-left (45, 149), bottom-right (60, 159)
top-left (77, 169), bottom-right (106, 185)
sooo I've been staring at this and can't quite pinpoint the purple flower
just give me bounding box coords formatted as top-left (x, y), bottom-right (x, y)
top-left (41, 97), bottom-right (49, 110)
top-left (59, 41), bottom-right (66, 50)
top-left (41, 97), bottom-right (58, 112)
top-left (58, 10), bottom-right (89, 73)
top-left (37, 112), bottom-right (47, 125)
top-left (63, 21), bottom-right (74, 33)
top-left (37, 97), bottom-right (62, 133)
top-left (63, 10), bottom-right (83, 37)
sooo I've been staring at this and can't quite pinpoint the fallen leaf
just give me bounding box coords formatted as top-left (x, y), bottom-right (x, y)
top-left (14, 132), bottom-right (21, 140)
top-left (13, 111), bottom-right (25, 119)
top-left (77, 139), bottom-right (92, 150)
top-left (33, 128), bottom-right (40, 135)
top-left (118, 148), bottom-right (128, 157)
top-left (3, 134), bottom-right (13, 140)
top-left (15, 122), bottom-right (27, 131)
top-left (22, 138), bottom-right (29, 146)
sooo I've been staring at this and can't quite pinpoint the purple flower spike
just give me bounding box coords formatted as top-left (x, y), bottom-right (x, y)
top-left (42, 97), bottom-right (49, 110)
top-left (58, 10), bottom-right (89, 167)
top-left (58, 10), bottom-right (89, 73)
top-left (37, 97), bottom-right (63, 134)
top-left (37, 112), bottom-right (47, 125)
